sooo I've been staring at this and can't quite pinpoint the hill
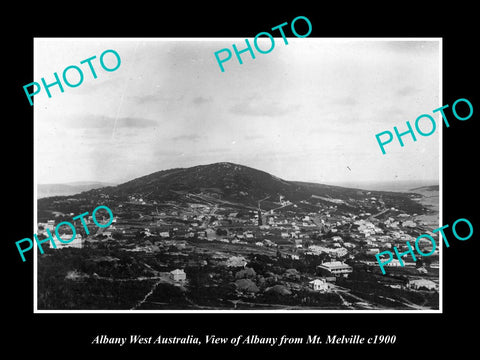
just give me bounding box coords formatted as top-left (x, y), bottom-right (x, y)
top-left (38, 162), bottom-right (429, 216)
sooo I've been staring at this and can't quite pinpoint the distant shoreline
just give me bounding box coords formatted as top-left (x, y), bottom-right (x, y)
top-left (37, 182), bottom-right (116, 199)
top-left (326, 181), bottom-right (439, 193)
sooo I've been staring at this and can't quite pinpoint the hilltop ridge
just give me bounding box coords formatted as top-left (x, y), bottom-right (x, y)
top-left (38, 162), bottom-right (429, 216)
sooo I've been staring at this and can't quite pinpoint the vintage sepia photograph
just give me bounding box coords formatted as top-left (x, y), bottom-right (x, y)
top-left (34, 38), bottom-right (441, 312)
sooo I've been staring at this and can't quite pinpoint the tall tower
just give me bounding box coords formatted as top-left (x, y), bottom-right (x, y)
top-left (258, 210), bottom-right (262, 226)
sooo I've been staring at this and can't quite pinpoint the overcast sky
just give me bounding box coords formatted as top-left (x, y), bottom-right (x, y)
top-left (34, 38), bottom-right (440, 187)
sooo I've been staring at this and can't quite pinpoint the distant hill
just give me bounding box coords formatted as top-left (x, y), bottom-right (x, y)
top-left (37, 182), bottom-right (116, 199)
top-left (38, 162), bottom-right (427, 215)
top-left (99, 162), bottom-right (372, 206)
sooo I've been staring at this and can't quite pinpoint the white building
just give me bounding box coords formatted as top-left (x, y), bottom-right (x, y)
top-left (307, 245), bottom-right (324, 255)
top-left (53, 233), bottom-right (83, 249)
top-left (170, 269), bottom-right (186, 282)
top-left (46, 220), bottom-right (55, 231)
top-left (332, 247), bottom-right (348, 257)
top-left (407, 279), bottom-right (438, 291)
top-left (317, 261), bottom-right (352, 277)
top-left (309, 279), bottom-right (329, 292)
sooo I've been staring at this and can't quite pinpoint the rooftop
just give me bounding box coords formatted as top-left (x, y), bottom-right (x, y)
top-left (318, 261), bottom-right (352, 270)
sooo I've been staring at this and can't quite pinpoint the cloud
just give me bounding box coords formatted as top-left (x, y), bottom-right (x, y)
top-left (381, 41), bottom-right (439, 54)
top-left (69, 116), bottom-right (158, 129)
top-left (229, 100), bottom-right (299, 117)
top-left (153, 148), bottom-right (185, 157)
top-left (310, 123), bottom-right (357, 135)
top-left (72, 76), bottom-right (126, 95)
top-left (331, 96), bottom-right (358, 107)
top-left (395, 85), bottom-right (419, 97)
top-left (192, 96), bottom-right (212, 105)
top-left (133, 94), bottom-right (160, 104)
top-left (171, 134), bottom-right (202, 142)
top-left (133, 94), bottom-right (184, 105)
top-left (115, 117), bottom-right (159, 128)
top-left (243, 134), bottom-right (265, 140)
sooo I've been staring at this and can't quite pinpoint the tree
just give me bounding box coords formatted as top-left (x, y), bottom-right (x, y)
top-left (303, 238), bottom-right (313, 248)
top-left (216, 228), bottom-right (228, 236)
top-left (112, 232), bottom-right (124, 240)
